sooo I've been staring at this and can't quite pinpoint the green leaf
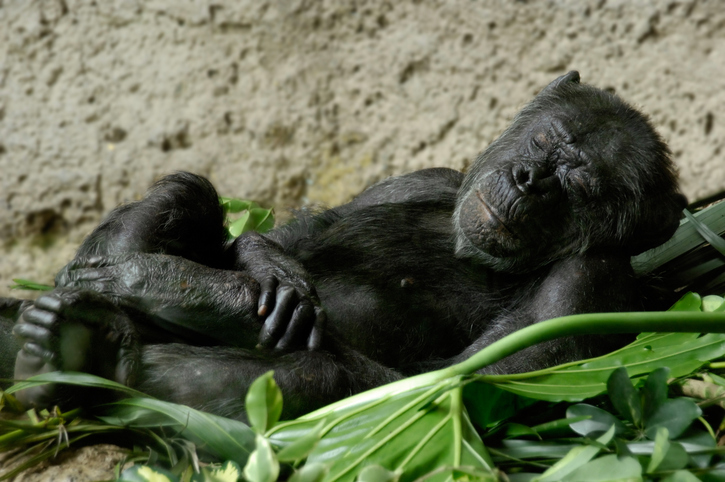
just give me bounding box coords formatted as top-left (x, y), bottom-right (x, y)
top-left (227, 211), bottom-right (251, 238)
top-left (607, 367), bottom-right (642, 426)
top-left (119, 465), bottom-right (178, 482)
top-left (644, 398), bottom-right (702, 440)
top-left (9, 278), bottom-right (54, 291)
top-left (275, 421), bottom-right (325, 462)
top-left (482, 331), bottom-right (725, 402)
top-left (702, 295), bottom-right (725, 312)
top-left (190, 461), bottom-right (242, 482)
top-left (356, 465), bottom-right (400, 482)
top-left (531, 416), bottom-right (592, 437)
top-left (273, 380), bottom-right (494, 482)
top-left (100, 397), bottom-right (255, 465)
top-left (566, 404), bottom-right (626, 437)
top-left (219, 197), bottom-right (256, 213)
top-left (661, 471), bottom-right (702, 482)
top-left (246, 371), bottom-right (283, 434)
top-left (561, 454), bottom-right (642, 482)
top-left (5, 371), bottom-right (149, 399)
top-left (684, 209), bottom-right (725, 256)
top-left (632, 200), bottom-right (725, 274)
top-left (534, 424), bottom-right (615, 482)
top-left (288, 463), bottom-right (329, 482)
top-left (669, 292), bottom-right (703, 312)
top-left (641, 367), bottom-right (670, 421)
top-left (463, 381), bottom-right (538, 429)
top-left (243, 434), bottom-right (280, 482)
top-left (248, 207), bottom-right (275, 233)
top-left (647, 426), bottom-right (671, 473)
top-left (656, 441), bottom-right (689, 472)
top-left (498, 423), bottom-right (540, 439)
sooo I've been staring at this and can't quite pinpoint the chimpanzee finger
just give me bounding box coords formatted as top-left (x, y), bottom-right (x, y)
top-left (12, 322), bottom-right (54, 347)
top-left (22, 342), bottom-right (56, 364)
top-left (258, 277), bottom-right (279, 317)
top-left (307, 308), bottom-right (326, 351)
top-left (275, 301), bottom-right (315, 351)
top-left (257, 286), bottom-right (297, 348)
top-left (20, 307), bottom-right (58, 330)
top-left (33, 294), bottom-right (63, 313)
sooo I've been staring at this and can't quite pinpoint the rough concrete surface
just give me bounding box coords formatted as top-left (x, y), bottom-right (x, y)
top-left (0, 0), bottom-right (724, 297)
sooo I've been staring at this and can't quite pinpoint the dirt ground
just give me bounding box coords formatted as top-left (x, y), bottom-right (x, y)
top-left (1, 0), bottom-right (724, 296)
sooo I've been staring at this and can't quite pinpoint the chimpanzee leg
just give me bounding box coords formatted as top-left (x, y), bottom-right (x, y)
top-left (136, 340), bottom-right (402, 420)
top-left (11, 173), bottom-right (238, 409)
top-left (60, 171), bottom-right (228, 275)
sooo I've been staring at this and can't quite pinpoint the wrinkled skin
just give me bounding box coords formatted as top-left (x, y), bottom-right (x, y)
top-left (1, 72), bottom-right (687, 420)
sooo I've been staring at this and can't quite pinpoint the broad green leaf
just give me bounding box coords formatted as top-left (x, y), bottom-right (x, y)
top-left (246, 371), bottom-right (283, 434)
top-left (219, 197), bottom-right (257, 213)
top-left (288, 463), bottom-right (329, 482)
top-left (566, 404), bottom-right (625, 437)
top-left (244, 434), bottom-right (280, 482)
top-left (607, 367), bottom-right (642, 426)
top-left (656, 441), bottom-right (689, 472)
top-left (534, 425), bottom-right (615, 482)
top-left (273, 379), bottom-right (494, 482)
top-left (661, 471), bottom-right (703, 482)
top-left (190, 461), bottom-right (241, 482)
top-left (561, 454), bottom-right (642, 482)
top-left (647, 427), bottom-right (670, 473)
top-left (248, 207), bottom-right (275, 233)
top-left (227, 211), bottom-right (251, 238)
top-left (275, 421), bottom-right (325, 462)
top-left (356, 465), bottom-right (400, 482)
top-left (100, 397), bottom-right (255, 465)
top-left (482, 331), bottom-right (725, 402)
top-left (702, 295), bottom-right (725, 312)
top-left (641, 367), bottom-right (669, 421)
top-left (462, 381), bottom-right (538, 429)
top-left (669, 292), bottom-right (702, 312)
top-left (644, 398), bottom-right (702, 440)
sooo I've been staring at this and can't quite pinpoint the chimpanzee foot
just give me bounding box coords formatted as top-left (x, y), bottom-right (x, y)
top-left (12, 288), bottom-right (139, 410)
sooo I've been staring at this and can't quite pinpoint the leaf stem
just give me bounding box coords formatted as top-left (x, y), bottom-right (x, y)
top-left (450, 311), bottom-right (725, 377)
top-left (299, 311), bottom-right (725, 420)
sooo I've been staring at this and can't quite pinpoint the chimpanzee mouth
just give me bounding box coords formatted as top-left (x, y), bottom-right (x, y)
top-left (476, 190), bottom-right (516, 238)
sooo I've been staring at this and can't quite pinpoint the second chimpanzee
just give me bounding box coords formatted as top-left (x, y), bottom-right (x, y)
top-left (3, 72), bottom-right (687, 420)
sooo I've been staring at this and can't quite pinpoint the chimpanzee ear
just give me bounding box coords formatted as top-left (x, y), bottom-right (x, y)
top-left (541, 71), bottom-right (581, 94)
top-left (624, 192), bottom-right (688, 255)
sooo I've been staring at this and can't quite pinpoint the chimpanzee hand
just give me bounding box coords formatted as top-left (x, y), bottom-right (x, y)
top-left (232, 232), bottom-right (326, 352)
top-left (56, 253), bottom-right (267, 347)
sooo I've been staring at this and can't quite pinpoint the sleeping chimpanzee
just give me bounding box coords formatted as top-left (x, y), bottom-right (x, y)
top-left (0, 71), bottom-right (687, 420)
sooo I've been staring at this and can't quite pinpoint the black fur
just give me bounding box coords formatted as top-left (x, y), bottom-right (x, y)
top-left (3, 72), bottom-right (686, 420)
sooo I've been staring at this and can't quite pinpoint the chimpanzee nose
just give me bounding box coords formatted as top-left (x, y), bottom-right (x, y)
top-left (513, 166), bottom-right (545, 194)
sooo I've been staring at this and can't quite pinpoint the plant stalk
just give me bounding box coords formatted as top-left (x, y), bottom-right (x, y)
top-left (299, 311), bottom-right (725, 420)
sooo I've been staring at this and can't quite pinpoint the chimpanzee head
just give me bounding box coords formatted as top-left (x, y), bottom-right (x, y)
top-left (454, 71), bottom-right (687, 272)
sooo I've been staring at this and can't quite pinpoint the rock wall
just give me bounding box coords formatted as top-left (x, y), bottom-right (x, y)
top-left (1, 0), bottom-right (724, 297)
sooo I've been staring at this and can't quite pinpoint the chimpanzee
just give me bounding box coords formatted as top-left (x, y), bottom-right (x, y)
top-left (1, 72), bottom-right (687, 420)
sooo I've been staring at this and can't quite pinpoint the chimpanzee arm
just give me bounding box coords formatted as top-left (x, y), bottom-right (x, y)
top-left (451, 253), bottom-right (639, 374)
top-left (58, 253), bottom-right (264, 348)
top-left (228, 168), bottom-right (465, 351)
